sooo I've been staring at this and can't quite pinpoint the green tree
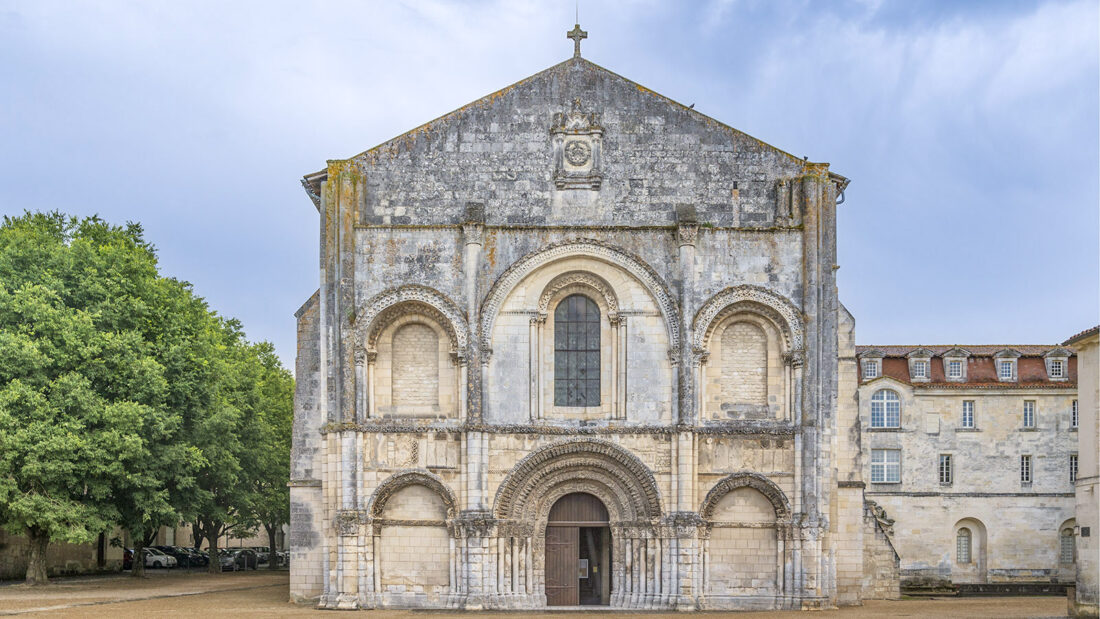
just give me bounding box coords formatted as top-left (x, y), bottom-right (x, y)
top-left (245, 342), bottom-right (294, 569)
top-left (0, 213), bottom-right (169, 584)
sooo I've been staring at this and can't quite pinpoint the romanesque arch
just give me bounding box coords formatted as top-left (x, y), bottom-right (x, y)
top-left (479, 239), bottom-right (680, 353)
top-left (692, 285), bottom-right (803, 354)
top-left (353, 286), bottom-right (469, 420)
top-left (700, 471), bottom-right (792, 522)
top-left (536, 270), bottom-right (620, 322)
top-left (493, 438), bottom-right (662, 523)
top-left (354, 284), bottom-right (468, 356)
top-left (367, 469), bottom-right (459, 519)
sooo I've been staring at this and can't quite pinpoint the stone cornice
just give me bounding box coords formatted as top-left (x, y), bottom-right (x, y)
top-left (319, 420), bottom-right (798, 437)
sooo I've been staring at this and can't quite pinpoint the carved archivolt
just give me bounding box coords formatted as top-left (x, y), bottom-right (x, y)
top-left (699, 471), bottom-right (792, 522)
top-left (493, 438), bottom-right (662, 522)
top-left (366, 469), bottom-right (459, 520)
top-left (480, 239), bottom-right (680, 351)
top-left (536, 271), bottom-right (619, 321)
top-left (693, 285), bottom-right (804, 353)
top-left (354, 285), bottom-right (468, 356)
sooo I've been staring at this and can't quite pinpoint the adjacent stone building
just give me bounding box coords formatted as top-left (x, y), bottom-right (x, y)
top-left (290, 27), bottom-right (898, 611)
top-left (1066, 326), bottom-right (1099, 617)
top-left (856, 344), bottom-right (1080, 587)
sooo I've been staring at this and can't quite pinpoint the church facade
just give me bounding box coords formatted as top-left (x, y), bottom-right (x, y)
top-left (290, 30), bottom-right (897, 611)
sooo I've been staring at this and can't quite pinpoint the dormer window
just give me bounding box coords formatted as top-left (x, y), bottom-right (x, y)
top-left (912, 360), bottom-right (928, 379)
top-left (862, 359), bottom-right (880, 379)
top-left (1043, 348), bottom-right (1071, 382)
top-left (947, 360), bottom-right (963, 379)
top-left (906, 348), bottom-right (933, 383)
top-left (994, 350), bottom-right (1021, 382)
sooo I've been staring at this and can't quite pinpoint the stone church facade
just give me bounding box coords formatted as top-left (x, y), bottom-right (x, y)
top-left (290, 32), bottom-right (898, 611)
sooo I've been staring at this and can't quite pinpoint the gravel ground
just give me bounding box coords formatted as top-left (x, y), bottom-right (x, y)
top-left (0, 571), bottom-right (1069, 617)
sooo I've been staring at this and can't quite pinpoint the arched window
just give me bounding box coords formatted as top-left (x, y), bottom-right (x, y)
top-left (957, 527), bottom-right (972, 564)
top-left (1061, 528), bottom-right (1076, 564)
top-left (554, 294), bottom-right (600, 407)
top-left (871, 389), bottom-right (901, 428)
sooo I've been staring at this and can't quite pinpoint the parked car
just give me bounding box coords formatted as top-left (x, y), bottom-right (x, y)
top-left (153, 545), bottom-right (197, 567)
top-left (219, 548), bottom-right (258, 571)
top-left (143, 547), bottom-right (177, 569)
top-left (123, 548), bottom-right (134, 570)
top-left (250, 546), bottom-right (270, 564)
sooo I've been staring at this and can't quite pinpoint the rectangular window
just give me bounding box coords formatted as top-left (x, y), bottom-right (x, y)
top-left (912, 360), bottom-right (928, 379)
top-left (1071, 454), bottom-right (1079, 483)
top-left (948, 360), bottom-right (963, 379)
top-left (1061, 530), bottom-right (1076, 564)
top-left (862, 361), bottom-right (879, 379)
top-left (1021, 455), bottom-right (1032, 483)
top-left (1023, 401), bottom-right (1035, 428)
top-left (871, 449), bottom-right (901, 483)
top-left (999, 360), bottom-right (1014, 380)
top-left (962, 401), bottom-right (975, 428)
top-left (1073, 400), bottom-right (1079, 428)
top-left (1050, 360), bottom-right (1064, 378)
top-left (939, 454), bottom-right (953, 484)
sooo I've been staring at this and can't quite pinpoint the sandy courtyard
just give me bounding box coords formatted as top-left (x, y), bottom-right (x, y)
top-left (0, 571), bottom-right (1070, 618)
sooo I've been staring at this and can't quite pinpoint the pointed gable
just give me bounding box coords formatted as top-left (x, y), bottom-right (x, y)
top-left (305, 57), bottom-right (840, 227)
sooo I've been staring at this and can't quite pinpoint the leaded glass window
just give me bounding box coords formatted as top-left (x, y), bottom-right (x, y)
top-left (957, 528), bottom-right (972, 564)
top-left (554, 294), bottom-right (601, 407)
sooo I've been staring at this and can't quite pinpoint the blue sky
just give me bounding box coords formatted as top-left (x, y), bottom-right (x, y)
top-left (1, 0), bottom-right (1097, 369)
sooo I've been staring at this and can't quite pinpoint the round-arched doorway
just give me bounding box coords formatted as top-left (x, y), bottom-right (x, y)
top-left (545, 492), bottom-right (611, 606)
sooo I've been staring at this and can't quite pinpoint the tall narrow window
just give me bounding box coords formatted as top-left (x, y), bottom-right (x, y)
top-left (957, 528), bottom-right (972, 564)
top-left (962, 401), bottom-right (975, 428)
top-left (871, 449), bottom-right (901, 483)
top-left (1023, 401), bottom-right (1035, 428)
top-left (1061, 528), bottom-right (1076, 564)
top-left (553, 294), bottom-right (600, 407)
top-left (1020, 455), bottom-right (1032, 483)
top-left (999, 360), bottom-right (1014, 380)
top-left (1072, 400), bottom-right (1079, 428)
top-left (948, 360), bottom-right (963, 379)
top-left (870, 389), bottom-right (901, 428)
top-left (1071, 454), bottom-right (1079, 483)
top-left (939, 454), bottom-right (953, 484)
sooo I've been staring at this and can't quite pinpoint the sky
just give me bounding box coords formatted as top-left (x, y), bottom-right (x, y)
top-left (1, 0), bottom-right (1097, 370)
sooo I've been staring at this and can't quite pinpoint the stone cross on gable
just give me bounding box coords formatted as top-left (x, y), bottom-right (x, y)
top-left (567, 24), bottom-right (587, 58)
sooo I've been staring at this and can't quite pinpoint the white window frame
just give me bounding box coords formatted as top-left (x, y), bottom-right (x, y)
top-left (961, 400), bottom-right (975, 428)
top-left (1021, 454), bottom-right (1032, 484)
top-left (1071, 454), bottom-right (1079, 483)
top-left (1072, 400), bottom-right (1079, 428)
top-left (871, 449), bottom-right (901, 483)
top-left (939, 454), bottom-right (953, 485)
top-left (1023, 400), bottom-right (1036, 428)
top-left (870, 389), bottom-right (901, 428)
top-left (1049, 359), bottom-right (1064, 378)
top-left (912, 360), bottom-right (928, 380)
top-left (999, 360), bottom-right (1015, 381)
top-left (862, 359), bottom-right (880, 379)
top-left (947, 360), bottom-right (963, 379)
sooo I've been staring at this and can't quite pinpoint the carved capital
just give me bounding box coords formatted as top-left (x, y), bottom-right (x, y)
top-left (677, 223), bottom-right (699, 247)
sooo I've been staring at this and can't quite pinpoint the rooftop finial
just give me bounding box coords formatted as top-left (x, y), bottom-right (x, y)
top-left (567, 23), bottom-right (587, 58)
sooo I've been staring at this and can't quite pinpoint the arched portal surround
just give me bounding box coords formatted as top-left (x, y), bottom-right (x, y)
top-left (491, 439), bottom-right (668, 609)
top-left (698, 473), bottom-right (793, 608)
top-left (352, 286), bottom-right (469, 422)
top-left (692, 286), bottom-right (805, 423)
top-left (480, 239), bottom-right (681, 354)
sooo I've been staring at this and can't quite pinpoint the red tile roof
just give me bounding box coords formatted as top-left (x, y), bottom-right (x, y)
top-left (856, 345), bottom-right (1077, 389)
top-left (1064, 326), bottom-right (1099, 346)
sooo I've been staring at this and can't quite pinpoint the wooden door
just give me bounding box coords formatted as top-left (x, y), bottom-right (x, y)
top-left (545, 526), bottom-right (578, 606)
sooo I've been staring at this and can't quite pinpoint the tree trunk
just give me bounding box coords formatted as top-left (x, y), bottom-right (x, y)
top-left (132, 536), bottom-right (146, 578)
top-left (206, 522), bottom-right (222, 574)
top-left (265, 523), bottom-right (278, 570)
top-left (192, 522), bottom-right (206, 553)
top-left (25, 526), bottom-right (49, 585)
